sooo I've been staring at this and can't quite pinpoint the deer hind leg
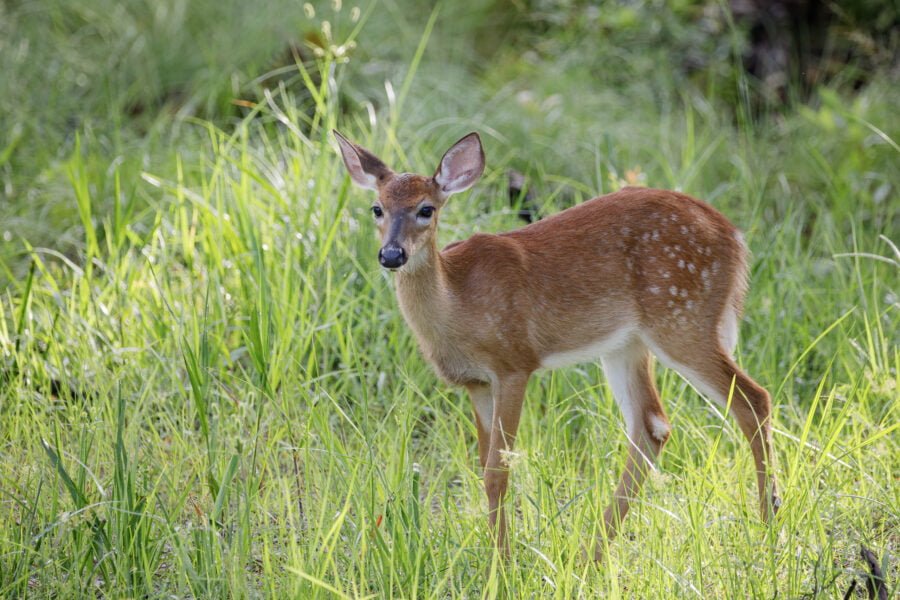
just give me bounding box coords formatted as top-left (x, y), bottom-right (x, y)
top-left (597, 341), bottom-right (670, 558)
top-left (656, 345), bottom-right (780, 520)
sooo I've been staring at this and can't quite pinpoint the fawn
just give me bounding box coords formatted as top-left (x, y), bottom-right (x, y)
top-left (334, 130), bottom-right (780, 558)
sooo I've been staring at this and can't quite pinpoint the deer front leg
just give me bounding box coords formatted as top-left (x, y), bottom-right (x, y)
top-left (467, 383), bottom-right (493, 470)
top-left (483, 373), bottom-right (529, 556)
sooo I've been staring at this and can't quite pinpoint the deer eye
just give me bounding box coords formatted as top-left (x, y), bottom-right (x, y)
top-left (417, 206), bottom-right (435, 219)
top-left (371, 206), bottom-right (383, 218)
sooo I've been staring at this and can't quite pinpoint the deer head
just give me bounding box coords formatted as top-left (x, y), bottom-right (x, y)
top-left (334, 130), bottom-right (485, 270)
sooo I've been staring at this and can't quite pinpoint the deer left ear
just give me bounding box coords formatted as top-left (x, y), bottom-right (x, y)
top-left (333, 130), bottom-right (393, 191)
top-left (434, 132), bottom-right (485, 197)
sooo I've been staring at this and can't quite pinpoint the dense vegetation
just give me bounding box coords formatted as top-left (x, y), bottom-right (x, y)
top-left (1, 1), bottom-right (896, 597)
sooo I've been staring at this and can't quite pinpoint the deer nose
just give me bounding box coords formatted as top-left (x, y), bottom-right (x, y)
top-left (379, 245), bottom-right (407, 269)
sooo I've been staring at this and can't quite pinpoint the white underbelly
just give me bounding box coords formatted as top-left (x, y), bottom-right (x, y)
top-left (539, 328), bottom-right (633, 370)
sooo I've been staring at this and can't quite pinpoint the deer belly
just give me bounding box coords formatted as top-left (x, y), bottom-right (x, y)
top-left (539, 328), bottom-right (633, 369)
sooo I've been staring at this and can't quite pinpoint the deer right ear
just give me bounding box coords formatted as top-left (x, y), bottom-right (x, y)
top-left (333, 130), bottom-right (392, 191)
top-left (434, 132), bottom-right (485, 197)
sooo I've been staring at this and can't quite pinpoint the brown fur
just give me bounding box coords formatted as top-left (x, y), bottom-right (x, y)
top-left (395, 187), bottom-right (743, 383)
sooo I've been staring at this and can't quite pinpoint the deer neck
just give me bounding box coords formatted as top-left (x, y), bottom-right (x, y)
top-left (394, 239), bottom-right (449, 345)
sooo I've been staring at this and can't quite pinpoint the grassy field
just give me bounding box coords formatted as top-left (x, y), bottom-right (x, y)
top-left (1, 1), bottom-right (897, 597)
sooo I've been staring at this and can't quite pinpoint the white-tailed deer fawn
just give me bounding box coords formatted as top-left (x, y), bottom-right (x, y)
top-left (334, 130), bottom-right (781, 558)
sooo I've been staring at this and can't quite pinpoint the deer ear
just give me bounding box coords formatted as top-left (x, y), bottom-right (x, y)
top-left (333, 130), bottom-right (392, 191)
top-left (434, 132), bottom-right (485, 197)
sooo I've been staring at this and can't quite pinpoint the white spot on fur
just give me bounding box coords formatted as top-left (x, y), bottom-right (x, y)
top-left (680, 288), bottom-right (688, 298)
top-left (670, 213), bottom-right (679, 222)
top-left (687, 262), bottom-right (696, 273)
top-left (649, 413), bottom-right (671, 441)
top-left (678, 259), bottom-right (685, 269)
top-left (686, 300), bottom-right (695, 311)
top-left (669, 286), bottom-right (678, 296)
top-left (680, 225), bottom-right (689, 234)
top-left (662, 271), bottom-right (671, 279)
top-left (642, 232), bottom-right (651, 241)
top-left (621, 226), bottom-right (631, 236)
top-left (652, 230), bottom-right (661, 241)
top-left (648, 285), bottom-right (660, 295)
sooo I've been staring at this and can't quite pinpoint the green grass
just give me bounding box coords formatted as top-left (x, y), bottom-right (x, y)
top-left (1, 1), bottom-right (898, 597)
